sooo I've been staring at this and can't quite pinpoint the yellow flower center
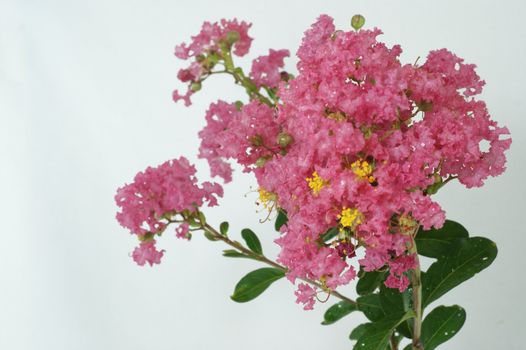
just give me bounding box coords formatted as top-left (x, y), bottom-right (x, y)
top-left (258, 188), bottom-right (277, 210)
top-left (306, 171), bottom-right (329, 195)
top-left (351, 159), bottom-right (375, 183)
top-left (338, 207), bottom-right (363, 229)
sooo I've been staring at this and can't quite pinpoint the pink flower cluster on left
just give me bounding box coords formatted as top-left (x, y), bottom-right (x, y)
top-left (115, 157), bottom-right (222, 266)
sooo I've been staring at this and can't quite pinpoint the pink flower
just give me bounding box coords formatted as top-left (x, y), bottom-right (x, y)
top-left (294, 283), bottom-right (317, 310)
top-left (120, 15), bottom-right (512, 306)
top-left (132, 240), bottom-right (165, 266)
top-left (172, 19), bottom-right (253, 106)
top-left (115, 157), bottom-right (223, 236)
top-left (250, 49), bottom-right (290, 88)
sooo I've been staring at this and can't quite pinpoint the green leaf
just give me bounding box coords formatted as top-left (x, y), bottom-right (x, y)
top-left (350, 323), bottom-right (371, 340)
top-left (222, 249), bottom-right (259, 261)
top-left (416, 220), bottom-right (469, 258)
top-left (275, 209), bottom-right (288, 231)
top-left (231, 268), bottom-right (285, 303)
top-left (203, 229), bottom-right (219, 241)
top-left (321, 301), bottom-right (358, 325)
top-left (321, 227), bottom-right (339, 242)
top-left (354, 311), bottom-right (415, 350)
top-left (357, 294), bottom-right (385, 322)
top-left (420, 305), bottom-right (466, 350)
top-left (357, 270), bottom-right (387, 295)
top-left (241, 228), bottom-right (263, 255)
top-left (422, 237), bottom-right (497, 307)
top-left (220, 221), bottom-right (229, 236)
top-left (379, 285), bottom-right (413, 338)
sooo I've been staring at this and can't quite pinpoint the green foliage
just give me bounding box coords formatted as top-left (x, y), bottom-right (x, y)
top-left (415, 220), bottom-right (469, 258)
top-left (241, 228), bottom-right (263, 255)
top-left (357, 294), bottom-right (385, 322)
top-left (422, 237), bottom-right (497, 307)
top-left (275, 209), bottom-right (288, 231)
top-left (322, 301), bottom-right (358, 325)
top-left (203, 229), bottom-right (219, 241)
top-left (231, 268), bottom-right (285, 302)
top-left (357, 270), bottom-right (387, 296)
top-left (222, 249), bottom-right (259, 261)
top-left (354, 311), bottom-right (414, 350)
top-left (350, 323), bottom-right (371, 340)
top-left (379, 285), bottom-right (413, 338)
top-left (320, 227), bottom-right (339, 242)
top-left (420, 305), bottom-right (466, 350)
top-left (220, 221), bottom-right (229, 236)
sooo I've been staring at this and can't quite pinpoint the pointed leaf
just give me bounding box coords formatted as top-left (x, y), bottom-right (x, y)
top-left (357, 294), bottom-right (385, 322)
top-left (357, 270), bottom-right (387, 295)
top-left (354, 310), bottom-right (415, 350)
top-left (420, 305), bottom-right (466, 350)
top-left (275, 209), bottom-right (288, 231)
top-left (222, 249), bottom-right (259, 261)
top-left (350, 323), bottom-right (372, 340)
top-left (321, 227), bottom-right (339, 242)
top-left (220, 221), bottom-right (229, 236)
top-left (241, 228), bottom-right (263, 255)
top-left (204, 229), bottom-right (219, 241)
top-left (231, 267), bottom-right (285, 302)
top-left (379, 284), bottom-right (413, 338)
top-left (321, 301), bottom-right (358, 325)
top-left (422, 237), bottom-right (497, 307)
top-left (416, 220), bottom-right (469, 258)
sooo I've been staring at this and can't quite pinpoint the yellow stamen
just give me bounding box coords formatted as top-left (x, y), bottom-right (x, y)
top-left (258, 188), bottom-right (277, 210)
top-left (338, 207), bottom-right (363, 229)
top-left (351, 159), bottom-right (375, 183)
top-left (306, 171), bottom-right (329, 195)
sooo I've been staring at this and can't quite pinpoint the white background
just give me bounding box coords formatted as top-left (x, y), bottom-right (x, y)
top-left (1, 0), bottom-right (525, 349)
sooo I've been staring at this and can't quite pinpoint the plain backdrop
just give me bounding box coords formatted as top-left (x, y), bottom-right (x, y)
top-left (1, 0), bottom-right (525, 349)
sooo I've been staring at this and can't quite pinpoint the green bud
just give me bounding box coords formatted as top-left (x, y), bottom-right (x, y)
top-left (416, 100), bottom-right (433, 112)
top-left (255, 156), bottom-right (269, 168)
top-left (208, 52), bottom-right (219, 65)
top-left (198, 211), bottom-right (207, 225)
top-left (234, 100), bottom-right (244, 111)
top-left (226, 30), bottom-right (240, 44)
top-left (137, 232), bottom-right (155, 242)
top-left (351, 14), bottom-right (366, 31)
top-left (277, 132), bottom-right (293, 147)
top-left (249, 134), bottom-right (263, 147)
top-left (190, 82), bottom-right (202, 92)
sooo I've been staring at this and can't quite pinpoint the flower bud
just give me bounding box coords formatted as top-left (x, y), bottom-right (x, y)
top-left (190, 82), bottom-right (202, 92)
top-left (249, 135), bottom-right (263, 147)
top-left (277, 132), bottom-right (293, 147)
top-left (255, 156), bottom-right (269, 168)
top-left (235, 100), bottom-right (244, 111)
top-left (226, 30), bottom-right (240, 44)
top-left (351, 14), bottom-right (366, 31)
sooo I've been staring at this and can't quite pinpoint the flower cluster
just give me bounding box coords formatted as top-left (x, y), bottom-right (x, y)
top-left (191, 15), bottom-right (511, 308)
top-left (117, 15), bottom-right (511, 310)
top-left (115, 157), bottom-right (223, 265)
top-left (173, 19), bottom-right (253, 106)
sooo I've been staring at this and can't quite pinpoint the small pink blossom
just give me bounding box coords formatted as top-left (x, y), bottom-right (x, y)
top-left (294, 283), bottom-right (317, 310)
top-left (132, 240), bottom-right (165, 266)
top-left (250, 49), bottom-right (290, 88)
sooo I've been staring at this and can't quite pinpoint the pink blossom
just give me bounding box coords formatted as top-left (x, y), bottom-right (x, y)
top-left (250, 49), bottom-right (290, 88)
top-left (132, 240), bottom-right (165, 266)
top-left (115, 157), bottom-right (223, 236)
top-left (294, 283), bottom-right (317, 310)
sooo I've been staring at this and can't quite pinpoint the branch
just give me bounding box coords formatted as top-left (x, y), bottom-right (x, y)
top-left (203, 222), bottom-right (357, 305)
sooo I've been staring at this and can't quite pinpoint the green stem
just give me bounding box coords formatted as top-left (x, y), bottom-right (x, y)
top-left (218, 45), bottom-right (274, 106)
top-left (202, 222), bottom-right (357, 305)
top-left (409, 225), bottom-right (424, 350)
